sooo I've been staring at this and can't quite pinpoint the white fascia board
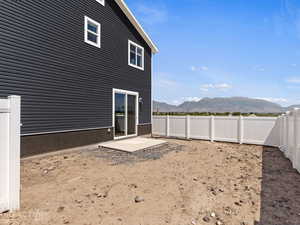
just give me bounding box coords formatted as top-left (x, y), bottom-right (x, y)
top-left (115, 0), bottom-right (159, 54)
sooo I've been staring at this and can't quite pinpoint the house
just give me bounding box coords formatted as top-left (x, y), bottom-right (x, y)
top-left (0, 0), bottom-right (158, 157)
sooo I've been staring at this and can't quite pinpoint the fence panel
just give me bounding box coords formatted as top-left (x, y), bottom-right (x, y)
top-left (190, 116), bottom-right (211, 140)
top-left (169, 116), bottom-right (186, 138)
top-left (0, 96), bottom-right (21, 213)
top-left (243, 117), bottom-right (279, 147)
top-left (0, 99), bottom-right (10, 213)
top-left (214, 117), bottom-right (239, 143)
top-left (153, 116), bottom-right (167, 136)
top-left (278, 109), bottom-right (300, 173)
top-left (153, 115), bottom-right (280, 146)
top-left (153, 112), bottom-right (300, 173)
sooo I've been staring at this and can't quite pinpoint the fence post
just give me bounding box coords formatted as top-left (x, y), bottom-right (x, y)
top-left (239, 115), bottom-right (244, 144)
top-left (8, 95), bottom-right (21, 211)
top-left (285, 111), bottom-right (290, 158)
top-left (186, 115), bottom-right (190, 139)
top-left (281, 115), bottom-right (286, 151)
top-left (293, 108), bottom-right (299, 169)
top-left (210, 115), bottom-right (215, 142)
top-left (282, 115), bottom-right (285, 152)
top-left (166, 115), bottom-right (170, 137)
top-left (278, 116), bottom-right (282, 150)
top-left (284, 115), bottom-right (288, 152)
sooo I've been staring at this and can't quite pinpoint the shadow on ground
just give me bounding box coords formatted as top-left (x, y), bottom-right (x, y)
top-left (255, 147), bottom-right (300, 225)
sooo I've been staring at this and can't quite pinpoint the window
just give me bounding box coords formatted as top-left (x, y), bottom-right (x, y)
top-left (128, 40), bottom-right (144, 70)
top-left (96, 0), bottom-right (105, 6)
top-left (84, 16), bottom-right (101, 48)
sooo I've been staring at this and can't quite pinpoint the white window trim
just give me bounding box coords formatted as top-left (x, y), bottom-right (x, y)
top-left (84, 16), bottom-right (101, 48)
top-left (112, 88), bottom-right (139, 140)
top-left (96, 0), bottom-right (105, 6)
top-left (128, 40), bottom-right (145, 71)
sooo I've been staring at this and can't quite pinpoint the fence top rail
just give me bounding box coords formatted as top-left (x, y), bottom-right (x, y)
top-left (190, 116), bottom-right (211, 119)
top-left (0, 108), bottom-right (10, 113)
top-left (243, 117), bottom-right (278, 121)
top-left (214, 116), bottom-right (240, 120)
top-left (153, 115), bottom-right (278, 120)
top-left (169, 116), bottom-right (187, 119)
top-left (153, 116), bottom-right (167, 118)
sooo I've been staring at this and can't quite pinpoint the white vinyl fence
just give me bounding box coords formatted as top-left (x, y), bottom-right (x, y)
top-left (278, 108), bottom-right (300, 172)
top-left (153, 115), bottom-right (280, 147)
top-left (0, 96), bottom-right (21, 213)
top-left (153, 113), bottom-right (300, 173)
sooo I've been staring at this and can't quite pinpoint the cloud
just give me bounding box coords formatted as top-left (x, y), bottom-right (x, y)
top-left (172, 100), bottom-right (181, 105)
top-left (190, 66), bottom-right (197, 72)
top-left (272, 0), bottom-right (300, 39)
top-left (135, 4), bottom-right (168, 25)
top-left (255, 97), bottom-right (289, 103)
top-left (253, 66), bottom-right (265, 72)
top-left (156, 79), bottom-right (178, 88)
top-left (171, 97), bottom-right (202, 105)
top-left (286, 77), bottom-right (300, 83)
top-left (182, 97), bottom-right (202, 102)
top-left (291, 63), bottom-right (297, 67)
top-left (214, 83), bottom-right (232, 89)
top-left (190, 66), bottom-right (209, 72)
top-left (200, 83), bottom-right (232, 92)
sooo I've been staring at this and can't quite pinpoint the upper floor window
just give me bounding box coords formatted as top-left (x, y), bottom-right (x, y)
top-left (84, 16), bottom-right (101, 48)
top-left (96, 0), bottom-right (105, 6)
top-left (128, 40), bottom-right (144, 70)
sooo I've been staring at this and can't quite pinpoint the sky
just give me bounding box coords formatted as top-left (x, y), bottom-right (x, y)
top-left (126, 0), bottom-right (300, 106)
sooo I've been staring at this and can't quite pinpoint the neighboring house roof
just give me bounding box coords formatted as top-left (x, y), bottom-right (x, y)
top-left (115, 0), bottom-right (159, 54)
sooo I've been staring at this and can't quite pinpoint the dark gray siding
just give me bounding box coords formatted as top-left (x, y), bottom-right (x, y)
top-left (0, 0), bottom-right (152, 135)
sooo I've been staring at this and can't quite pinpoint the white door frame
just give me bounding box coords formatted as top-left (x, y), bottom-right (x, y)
top-left (112, 88), bottom-right (139, 140)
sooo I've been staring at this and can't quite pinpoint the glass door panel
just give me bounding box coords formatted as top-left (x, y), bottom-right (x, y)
top-left (114, 93), bottom-right (126, 137)
top-left (127, 95), bottom-right (137, 135)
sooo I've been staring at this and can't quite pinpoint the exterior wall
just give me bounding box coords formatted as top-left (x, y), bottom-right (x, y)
top-left (21, 124), bottom-right (152, 157)
top-left (21, 124), bottom-right (151, 157)
top-left (21, 128), bottom-right (113, 157)
top-left (138, 124), bottom-right (152, 136)
top-left (0, 0), bottom-right (152, 137)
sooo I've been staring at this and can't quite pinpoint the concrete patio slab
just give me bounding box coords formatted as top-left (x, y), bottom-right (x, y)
top-left (99, 137), bottom-right (167, 153)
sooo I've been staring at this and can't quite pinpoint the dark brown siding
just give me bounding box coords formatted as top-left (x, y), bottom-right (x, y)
top-left (21, 128), bottom-right (113, 157)
top-left (21, 124), bottom-right (152, 157)
top-left (138, 124), bottom-right (152, 136)
top-left (0, 0), bottom-right (152, 137)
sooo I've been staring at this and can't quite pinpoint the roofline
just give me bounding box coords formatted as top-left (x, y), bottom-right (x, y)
top-left (115, 0), bottom-right (159, 54)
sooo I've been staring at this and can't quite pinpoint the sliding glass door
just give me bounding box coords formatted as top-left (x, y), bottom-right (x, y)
top-left (114, 93), bottom-right (126, 138)
top-left (127, 94), bottom-right (137, 135)
top-left (113, 89), bottom-right (138, 139)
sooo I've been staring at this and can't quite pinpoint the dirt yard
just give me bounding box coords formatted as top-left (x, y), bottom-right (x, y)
top-left (1, 138), bottom-right (300, 225)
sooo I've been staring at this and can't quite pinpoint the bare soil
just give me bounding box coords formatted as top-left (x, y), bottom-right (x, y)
top-left (1, 138), bottom-right (300, 225)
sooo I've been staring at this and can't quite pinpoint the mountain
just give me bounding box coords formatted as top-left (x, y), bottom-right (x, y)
top-left (285, 105), bottom-right (300, 111)
top-left (154, 97), bottom-right (293, 113)
top-left (153, 101), bottom-right (178, 112)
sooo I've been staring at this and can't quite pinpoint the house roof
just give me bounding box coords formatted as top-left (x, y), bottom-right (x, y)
top-left (115, 0), bottom-right (159, 54)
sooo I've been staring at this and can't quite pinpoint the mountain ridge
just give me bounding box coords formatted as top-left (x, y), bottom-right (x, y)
top-left (153, 97), bottom-right (300, 113)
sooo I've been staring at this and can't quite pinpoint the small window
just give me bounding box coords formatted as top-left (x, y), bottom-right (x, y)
top-left (128, 40), bottom-right (144, 70)
top-left (96, 0), bottom-right (105, 6)
top-left (84, 16), bottom-right (101, 48)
